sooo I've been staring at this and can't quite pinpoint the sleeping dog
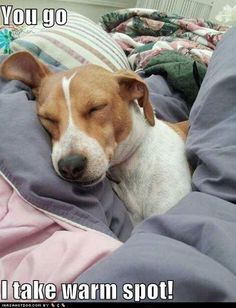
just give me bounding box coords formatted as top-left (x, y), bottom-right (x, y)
top-left (0, 51), bottom-right (191, 224)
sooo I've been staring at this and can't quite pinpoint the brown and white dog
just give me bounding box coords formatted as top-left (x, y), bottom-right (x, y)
top-left (0, 51), bottom-right (191, 224)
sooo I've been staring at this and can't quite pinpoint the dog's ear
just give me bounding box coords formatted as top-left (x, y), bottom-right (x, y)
top-left (0, 51), bottom-right (51, 90)
top-left (114, 69), bottom-right (155, 126)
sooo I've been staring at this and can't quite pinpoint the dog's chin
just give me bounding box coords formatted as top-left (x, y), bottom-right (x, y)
top-left (58, 172), bottom-right (106, 186)
top-left (77, 174), bottom-right (106, 186)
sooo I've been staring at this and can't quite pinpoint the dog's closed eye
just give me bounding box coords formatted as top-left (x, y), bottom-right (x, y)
top-left (88, 103), bottom-right (107, 115)
top-left (39, 116), bottom-right (58, 125)
top-left (38, 116), bottom-right (59, 137)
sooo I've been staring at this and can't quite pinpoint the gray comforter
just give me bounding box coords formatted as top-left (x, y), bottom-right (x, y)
top-left (0, 26), bottom-right (236, 302)
top-left (65, 27), bottom-right (236, 301)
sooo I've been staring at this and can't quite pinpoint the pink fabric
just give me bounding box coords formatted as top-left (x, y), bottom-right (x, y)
top-left (0, 175), bottom-right (122, 301)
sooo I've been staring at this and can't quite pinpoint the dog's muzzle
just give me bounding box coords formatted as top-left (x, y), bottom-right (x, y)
top-left (58, 154), bottom-right (87, 180)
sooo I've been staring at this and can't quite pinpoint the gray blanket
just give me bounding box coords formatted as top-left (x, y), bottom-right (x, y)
top-left (63, 27), bottom-right (236, 302)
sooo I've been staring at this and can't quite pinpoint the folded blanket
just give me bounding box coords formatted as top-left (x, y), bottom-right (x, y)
top-left (100, 8), bottom-right (229, 105)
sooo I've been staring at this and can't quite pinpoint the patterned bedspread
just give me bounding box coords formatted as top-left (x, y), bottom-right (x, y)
top-left (100, 8), bottom-right (229, 105)
top-left (0, 8), bottom-right (229, 105)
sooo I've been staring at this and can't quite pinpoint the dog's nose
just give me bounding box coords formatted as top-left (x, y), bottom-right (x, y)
top-left (58, 154), bottom-right (87, 180)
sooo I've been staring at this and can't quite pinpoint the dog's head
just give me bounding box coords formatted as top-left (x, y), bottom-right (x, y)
top-left (0, 51), bottom-right (155, 184)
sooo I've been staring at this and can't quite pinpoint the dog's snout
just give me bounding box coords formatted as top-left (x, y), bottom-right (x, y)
top-left (58, 154), bottom-right (87, 180)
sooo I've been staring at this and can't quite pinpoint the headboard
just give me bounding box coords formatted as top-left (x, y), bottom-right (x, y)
top-left (136, 0), bottom-right (214, 20)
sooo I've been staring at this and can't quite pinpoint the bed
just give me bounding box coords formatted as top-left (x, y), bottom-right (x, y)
top-left (0, 8), bottom-right (236, 302)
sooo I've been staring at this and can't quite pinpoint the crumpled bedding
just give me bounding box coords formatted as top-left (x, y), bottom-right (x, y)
top-left (1, 22), bottom-right (236, 303)
top-left (0, 56), bottom-right (189, 301)
top-left (100, 8), bottom-right (229, 105)
top-left (0, 175), bottom-right (121, 301)
top-left (61, 26), bottom-right (236, 302)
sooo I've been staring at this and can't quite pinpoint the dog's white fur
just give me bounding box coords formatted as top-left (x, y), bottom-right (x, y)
top-left (54, 75), bottom-right (191, 224)
top-left (52, 73), bottom-right (108, 184)
top-left (109, 104), bottom-right (191, 225)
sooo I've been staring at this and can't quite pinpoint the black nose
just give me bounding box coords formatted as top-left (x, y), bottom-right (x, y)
top-left (58, 154), bottom-right (87, 180)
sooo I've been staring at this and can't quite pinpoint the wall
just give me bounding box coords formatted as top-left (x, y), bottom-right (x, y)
top-left (210, 0), bottom-right (236, 21)
top-left (0, 0), bottom-right (136, 23)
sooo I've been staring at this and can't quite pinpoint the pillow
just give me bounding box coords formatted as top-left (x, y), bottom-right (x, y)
top-left (10, 11), bottom-right (130, 71)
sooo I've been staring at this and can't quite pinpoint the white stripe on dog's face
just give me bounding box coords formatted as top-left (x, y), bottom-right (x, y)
top-left (62, 72), bottom-right (76, 121)
top-left (51, 73), bottom-right (109, 183)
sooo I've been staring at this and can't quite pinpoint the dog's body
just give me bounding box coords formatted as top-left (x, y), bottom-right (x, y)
top-left (0, 52), bottom-right (191, 224)
top-left (109, 104), bottom-right (191, 224)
